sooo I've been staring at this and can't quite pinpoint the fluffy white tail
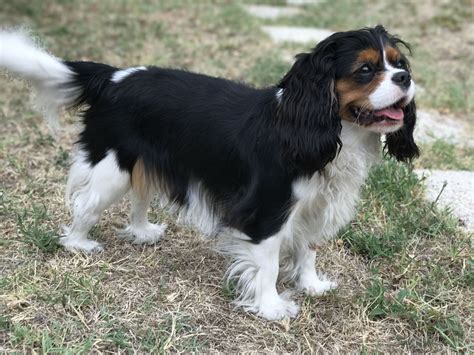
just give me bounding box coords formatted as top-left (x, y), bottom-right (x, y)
top-left (0, 30), bottom-right (78, 135)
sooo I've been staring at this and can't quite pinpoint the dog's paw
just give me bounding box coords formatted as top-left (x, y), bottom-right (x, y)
top-left (58, 236), bottom-right (104, 253)
top-left (256, 297), bottom-right (300, 321)
top-left (297, 274), bottom-right (337, 296)
top-left (116, 223), bottom-right (166, 245)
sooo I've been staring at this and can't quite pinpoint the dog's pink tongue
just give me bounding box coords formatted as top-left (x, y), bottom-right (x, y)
top-left (374, 107), bottom-right (404, 120)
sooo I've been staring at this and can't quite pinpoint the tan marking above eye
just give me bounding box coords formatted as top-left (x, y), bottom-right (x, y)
top-left (385, 46), bottom-right (400, 63)
top-left (356, 48), bottom-right (380, 68)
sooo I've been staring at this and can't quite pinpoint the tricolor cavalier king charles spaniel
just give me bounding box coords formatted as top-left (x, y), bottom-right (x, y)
top-left (1, 25), bottom-right (418, 320)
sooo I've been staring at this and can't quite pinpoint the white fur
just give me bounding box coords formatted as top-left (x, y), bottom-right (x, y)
top-left (65, 149), bottom-right (93, 211)
top-left (61, 150), bottom-right (130, 252)
top-left (111, 66), bottom-right (147, 83)
top-left (275, 88), bottom-right (284, 103)
top-left (219, 233), bottom-right (299, 320)
top-left (179, 182), bottom-right (219, 236)
top-left (157, 181), bottom-right (222, 238)
top-left (117, 190), bottom-right (167, 244)
top-left (288, 122), bottom-right (380, 245)
top-left (404, 77), bottom-right (416, 105)
top-left (65, 149), bottom-right (166, 250)
top-left (0, 31), bottom-right (78, 135)
top-left (293, 248), bottom-right (337, 296)
top-left (369, 47), bottom-right (415, 110)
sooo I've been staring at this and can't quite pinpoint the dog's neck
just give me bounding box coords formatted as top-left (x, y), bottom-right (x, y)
top-left (341, 121), bottom-right (380, 150)
top-left (335, 121), bottom-right (382, 167)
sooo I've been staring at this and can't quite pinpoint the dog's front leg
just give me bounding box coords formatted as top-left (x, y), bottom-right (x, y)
top-left (225, 234), bottom-right (299, 320)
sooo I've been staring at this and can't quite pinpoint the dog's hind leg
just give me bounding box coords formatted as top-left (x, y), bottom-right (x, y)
top-left (114, 158), bottom-right (167, 244)
top-left (293, 245), bottom-right (337, 295)
top-left (116, 189), bottom-right (167, 245)
top-left (280, 239), bottom-right (337, 296)
top-left (60, 150), bottom-right (130, 252)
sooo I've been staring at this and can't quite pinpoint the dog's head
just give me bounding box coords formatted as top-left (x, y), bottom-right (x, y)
top-left (277, 25), bottom-right (418, 172)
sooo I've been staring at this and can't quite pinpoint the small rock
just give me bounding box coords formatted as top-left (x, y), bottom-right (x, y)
top-left (244, 5), bottom-right (301, 19)
top-left (415, 169), bottom-right (474, 231)
top-left (262, 26), bottom-right (332, 43)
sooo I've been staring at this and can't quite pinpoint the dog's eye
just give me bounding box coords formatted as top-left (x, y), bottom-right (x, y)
top-left (396, 59), bottom-right (407, 69)
top-left (359, 64), bottom-right (373, 74)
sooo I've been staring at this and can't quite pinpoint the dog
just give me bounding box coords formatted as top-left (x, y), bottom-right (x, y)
top-left (0, 25), bottom-right (418, 320)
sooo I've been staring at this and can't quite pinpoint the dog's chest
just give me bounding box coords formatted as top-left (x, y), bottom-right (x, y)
top-left (289, 129), bottom-right (380, 244)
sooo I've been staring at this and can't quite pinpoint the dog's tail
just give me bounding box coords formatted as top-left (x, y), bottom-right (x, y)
top-left (0, 30), bottom-right (116, 135)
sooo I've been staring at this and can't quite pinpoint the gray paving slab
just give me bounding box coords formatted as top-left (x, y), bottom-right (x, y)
top-left (244, 5), bottom-right (301, 19)
top-left (287, 0), bottom-right (322, 5)
top-left (415, 169), bottom-right (474, 231)
top-left (415, 110), bottom-right (473, 147)
top-left (261, 25), bottom-right (332, 43)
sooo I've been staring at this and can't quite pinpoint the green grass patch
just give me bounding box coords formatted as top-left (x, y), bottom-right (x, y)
top-left (417, 140), bottom-right (474, 171)
top-left (53, 273), bottom-right (104, 309)
top-left (341, 158), bottom-right (458, 260)
top-left (139, 313), bottom-right (203, 353)
top-left (362, 278), bottom-right (466, 350)
top-left (0, 314), bottom-right (12, 332)
top-left (55, 147), bottom-right (70, 168)
top-left (222, 278), bottom-right (238, 300)
top-left (9, 322), bottom-right (95, 353)
top-left (202, 3), bottom-right (258, 34)
top-left (342, 158), bottom-right (471, 349)
top-left (414, 53), bottom-right (473, 115)
top-left (246, 54), bottom-right (291, 87)
top-left (17, 205), bottom-right (61, 253)
top-left (428, 0), bottom-right (472, 31)
top-left (106, 328), bottom-right (131, 350)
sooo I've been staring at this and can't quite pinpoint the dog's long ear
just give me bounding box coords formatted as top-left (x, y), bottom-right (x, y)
top-left (276, 37), bottom-right (341, 174)
top-left (384, 99), bottom-right (419, 162)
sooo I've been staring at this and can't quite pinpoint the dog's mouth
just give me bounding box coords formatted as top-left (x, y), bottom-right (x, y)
top-left (351, 98), bottom-right (406, 126)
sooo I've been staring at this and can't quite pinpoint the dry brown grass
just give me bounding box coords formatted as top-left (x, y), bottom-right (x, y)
top-left (1, 1), bottom-right (472, 353)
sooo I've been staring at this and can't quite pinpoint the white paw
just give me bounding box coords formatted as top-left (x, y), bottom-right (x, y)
top-left (116, 223), bottom-right (166, 244)
top-left (297, 276), bottom-right (337, 296)
top-left (58, 236), bottom-right (103, 253)
top-left (257, 297), bottom-right (300, 321)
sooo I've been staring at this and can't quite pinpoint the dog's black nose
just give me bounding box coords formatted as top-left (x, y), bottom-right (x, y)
top-left (392, 71), bottom-right (411, 90)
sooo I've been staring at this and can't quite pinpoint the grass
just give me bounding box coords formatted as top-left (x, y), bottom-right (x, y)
top-left (17, 205), bottom-right (62, 253)
top-left (362, 278), bottom-right (466, 349)
top-left (246, 53), bottom-right (292, 87)
top-left (341, 159), bottom-right (471, 350)
top-left (342, 159), bottom-right (459, 259)
top-left (0, 0), bottom-right (473, 353)
top-left (416, 139), bottom-right (474, 171)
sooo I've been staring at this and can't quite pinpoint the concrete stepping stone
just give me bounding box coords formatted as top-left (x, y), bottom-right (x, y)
top-left (415, 109), bottom-right (473, 147)
top-left (261, 26), bottom-right (332, 43)
top-left (415, 169), bottom-right (474, 231)
top-left (244, 5), bottom-right (301, 19)
top-left (287, 0), bottom-right (322, 5)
